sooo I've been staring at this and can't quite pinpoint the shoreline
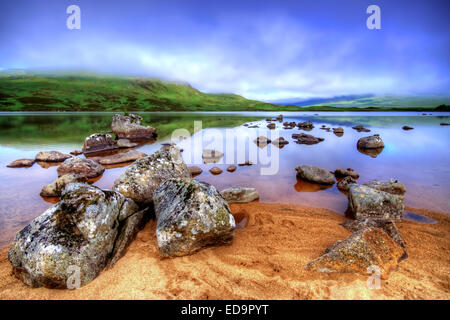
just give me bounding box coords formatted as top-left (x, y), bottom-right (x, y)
top-left (1, 202), bottom-right (448, 300)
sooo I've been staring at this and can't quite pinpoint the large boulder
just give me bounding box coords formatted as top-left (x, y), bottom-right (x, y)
top-left (363, 179), bottom-right (406, 198)
top-left (306, 227), bottom-right (406, 277)
top-left (8, 183), bottom-right (146, 288)
top-left (221, 187), bottom-right (259, 203)
top-left (111, 113), bottom-right (157, 140)
top-left (357, 134), bottom-right (384, 149)
top-left (113, 146), bottom-right (190, 204)
top-left (89, 150), bottom-right (147, 165)
top-left (347, 184), bottom-right (404, 221)
top-left (82, 133), bottom-right (118, 154)
top-left (40, 174), bottom-right (88, 197)
top-left (296, 165), bottom-right (335, 185)
top-left (153, 178), bottom-right (235, 258)
top-left (35, 151), bottom-right (72, 162)
top-left (57, 158), bottom-right (105, 178)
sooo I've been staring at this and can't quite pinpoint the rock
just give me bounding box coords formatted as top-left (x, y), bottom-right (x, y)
top-left (113, 146), bottom-right (189, 204)
top-left (82, 133), bottom-right (118, 154)
top-left (402, 126), bottom-right (414, 130)
top-left (35, 151), bottom-right (72, 162)
top-left (297, 121), bottom-right (314, 129)
top-left (337, 176), bottom-right (357, 192)
top-left (254, 136), bottom-right (271, 147)
top-left (357, 146), bottom-right (384, 158)
top-left (202, 149), bottom-right (224, 164)
top-left (117, 139), bottom-right (138, 148)
top-left (8, 183), bottom-right (145, 288)
top-left (209, 167), bottom-right (223, 175)
top-left (305, 227), bottom-right (406, 277)
top-left (334, 168), bottom-right (360, 179)
top-left (352, 125), bottom-right (371, 132)
top-left (341, 219), bottom-right (406, 249)
top-left (238, 161), bottom-right (253, 166)
top-left (226, 165), bottom-right (237, 172)
top-left (40, 174), bottom-right (88, 197)
top-left (69, 150), bottom-right (83, 156)
top-left (90, 150), bottom-right (147, 165)
top-left (188, 166), bottom-right (203, 176)
top-left (276, 114), bottom-right (283, 121)
top-left (271, 137), bottom-right (289, 148)
top-left (221, 187), bottom-right (259, 203)
top-left (267, 123), bottom-right (276, 129)
top-left (333, 127), bottom-right (344, 133)
top-left (363, 179), bottom-right (406, 198)
top-left (357, 134), bottom-right (384, 149)
top-left (111, 113), bottom-right (157, 140)
top-left (248, 125), bottom-right (259, 128)
top-left (440, 123), bottom-right (449, 126)
top-left (57, 158), bottom-right (105, 178)
top-left (7, 159), bottom-right (35, 168)
top-left (296, 165), bottom-right (335, 185)
top-left (292, 133), bottom-right (324, 145)
top-left (347, 184), bottom-right (404, 221)
top-left (153, 178), bottom-right (235, 258)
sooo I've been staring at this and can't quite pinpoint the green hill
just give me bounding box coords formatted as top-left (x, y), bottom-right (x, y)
top-left (0, 74), bottom-right (299, 112)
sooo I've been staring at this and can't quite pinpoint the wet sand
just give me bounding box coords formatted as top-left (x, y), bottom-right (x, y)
top-left (0, 202), bottom-right (448, 300)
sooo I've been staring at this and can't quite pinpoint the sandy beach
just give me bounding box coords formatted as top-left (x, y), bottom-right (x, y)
top-left (0, 202), bottom-right (448, 300)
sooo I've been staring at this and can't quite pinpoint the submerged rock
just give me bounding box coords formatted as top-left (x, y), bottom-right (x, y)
top-left (57, 158), bottom-right (105, 178)
top-left (347, 184), bottom-right (404, 221)
top-left (337, 176), bottom-right (357, 192)
top-left (352, 125), bottom-right (371, 132)
top-left (202, 149), bottom-right (224, 164)
top-left (402, 126), bottom-right (414, 130)
top-left (226, 165), bottom-right (237, 172)
top-left (7, 159), bottom-right (35, 168)
top-left (90, 150), bottom-right (147, 165)
top-left (153, 178), bottom-right (235, 258)
top-left (35, 151), bottom-right (72, 162)
top-left (238, 161), bottom-right (253, 166)
top-left (292, 133), bottom-right (324, 145)
top-left (306, 227), bottom-right (406, 277)
top-left (40, 174), bottom-right (88, 197)
top-left (111, 113), bottom-right (157, 140)
top-left (357, 145), bottom-right (384, 158)
top-left (113, 146), bottom-right (190, 204)
top-left (357, 134), bottom-right (384, 149)
top-left (440, 123), bottom-right (449, 126)
top-left (296, 165), bottom-right (335, 185)
top-left (82, 133), bottom-right (118, 154)
top-left (8, 183), bottom-right (145, 288)
top-left (221, 187), bottom-right (259, 203)
top-left (333, 127), bottom-right (344, 133)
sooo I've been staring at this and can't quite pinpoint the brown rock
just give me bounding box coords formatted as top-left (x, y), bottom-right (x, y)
top-left (209, 167), bottom-right (223, 175)
top-left (82, 133), bottom-right (118, 154)
top-left (357, 134), bottom-right (384, 149)
top-left (292, 133), bottom-right (324, 145)
top-left (57, 158), bottom-right (105, 178)
top-left (188, 166), bottom-right (203, 176)
top-left (402, 126), bottom-right (414, 130)
top-left (334, 168), bottom-right (360, 179)
top-left (337, 176), bottom-right (357, 192)
top-left (40, 174), bottom-right (89, 197)
top-left (226, 165), bottom-right (237, 172)
top-left (111, 113), bottom-right (157, 140)
top-left (90, 150), bottom-right (147, 165)
top-left (7, 159), bottom-right (35, 168)
top-left (202, 149), bottom-right (224, 164)
top-left (35, 151), bottom-right (72, 162)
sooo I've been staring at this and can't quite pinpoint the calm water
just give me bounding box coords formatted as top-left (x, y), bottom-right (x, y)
top-left (0, 111), bottom-right (449, 248)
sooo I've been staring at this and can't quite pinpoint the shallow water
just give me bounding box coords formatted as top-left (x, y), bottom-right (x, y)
top-left (0, 111), bottom-right (449, 247)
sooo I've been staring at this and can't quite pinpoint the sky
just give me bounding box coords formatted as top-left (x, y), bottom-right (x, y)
top-left (0, 0), bottom-right (449, 101)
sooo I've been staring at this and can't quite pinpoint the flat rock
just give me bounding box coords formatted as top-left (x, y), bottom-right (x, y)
top-left (297, 121), bottom-right (314, 129)
top-left (8, 183), bottom-right (144, 288)
top-left (35, 151), bottom-right (72, 162)
top-left (57, 157), bottom-right (105, 178)
top-left (82, 133), bottom-right (118, 154)
top-left (334, 168), bottom-right (360, 179)
top-left (306, 227), bottom-right (406, 277)
top-left (70, 150), bottom-right (83, 156)
top-left (402, 126), bottom-right (414, 130)
top-left (226, 165), bottom-right (237, 172)
top-left (348, 184), bottom-right (404, 221)
top-left (90, 150), bottom-right (147, 165)
top-left (111, 113), bottom-right (157, 140)
top-left (117, 139), bottom-right (138, 148)
top-left (40, 174), bottom-right (88, 197)
top-left (296, 165), bottom-right (335, 185)
top-left (153, 178), bottom-right (235, 258)
top-left (440, 123), bottom-right (449, 126)
top-left (7, 159), bottom-right (35, 168)
top-left (292, 133), bottom-right (324, 145)
top-left (352, 125), bottom-right (371, 132)
top-left (357, 134), bottom-right (384, 149)
top-left (221, 187), bottom-right (259, 203)
top-left (113, 146), bottom-right (190, 204)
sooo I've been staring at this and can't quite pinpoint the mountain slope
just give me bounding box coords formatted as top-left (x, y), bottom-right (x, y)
top-left (0, 74), bottom-right (299, 112)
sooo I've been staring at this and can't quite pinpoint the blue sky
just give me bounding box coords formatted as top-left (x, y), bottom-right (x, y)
top-left (0, 0), bottom-right (449, 101)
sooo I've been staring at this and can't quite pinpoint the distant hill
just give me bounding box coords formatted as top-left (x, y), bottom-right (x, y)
top-left (273, 94), bottom-right (375, 107)
top-left (0, 74), bottom-right (299, 112)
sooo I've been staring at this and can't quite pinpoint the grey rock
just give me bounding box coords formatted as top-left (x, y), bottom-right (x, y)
top-left (40, 174), bottom-right (89, 197)
top-left (113, 146), bottom-right (190, 204)
top-left (221, 187), bottom-right (259, 203)
top-left (363, 179), bottom-right (406, 198)
top-left (347, 184), bottom-right (404, 221)
top-left (82, 133), bottom-right (118, 154)
top-left (153, 178), bottom-right (235, 258)
top-left (357, 134), bottom-right (384, 149)
top-left (296, 165), bottom-right (335, 185)
top-left (90, 150), bottom-right (147, 165)
top-left (57, 157), bottom-right (105, 178)
top-left (35, 151), bottom-right (72, 162)
top-left (9, 183), bottom-right (143, 288)
top-left (111, 113), bottom-right (157, 140)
